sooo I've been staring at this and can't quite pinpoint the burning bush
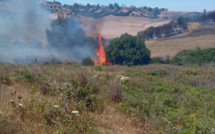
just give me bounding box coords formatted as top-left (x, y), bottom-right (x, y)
top-left (106, 33), bottom-right (151, 66)
top-left (91, 34), bottom-right (112, 65)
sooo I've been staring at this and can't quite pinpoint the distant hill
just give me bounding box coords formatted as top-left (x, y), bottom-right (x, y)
top-left (45, 1), bottom-right (167, 19)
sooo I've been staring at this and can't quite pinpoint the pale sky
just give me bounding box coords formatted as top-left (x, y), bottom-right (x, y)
top-left (56, 0), bottom-right (215, 12)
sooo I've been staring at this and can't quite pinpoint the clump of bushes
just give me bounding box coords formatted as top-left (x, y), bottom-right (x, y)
top-left (146, 70), bottom-right (169, 77)
top-left (170, 48), bottom-right (215, 65)
top-left (150, 57), bottom-right (163, 64)
top-left (150, 56), bottom-right (170, 64)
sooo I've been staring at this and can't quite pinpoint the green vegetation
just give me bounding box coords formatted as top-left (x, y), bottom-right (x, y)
top-left (0, 63), bottom-right (215, 133)
top-left (150, 56), bottom-right (170, 64)
top-left (106, 33), bottom-right (151, 66)
top-left (150, 57), bottom-right (163, 64)
top-left (170, 48), bottom-right (215, 65)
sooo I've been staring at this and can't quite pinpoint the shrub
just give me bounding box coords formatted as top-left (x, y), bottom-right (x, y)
top-left (146, 70), bottom-right (169, 77)
top-left (17, 70), bottom-right (37, 85)
top-left (94, 65), bottom-right (102, 71)
top-left (150, 57), bottom-right (163, 64)
top-left (108, 80), bottom-right (122, 102)
top-left (180, 69), bottom-right (200, 75)
top-left (82, 57), bottom-right (94, 66)
top-left (170, 48), bottom-right (215, 65)
top-left (106, 33), bottom-right (151, 66)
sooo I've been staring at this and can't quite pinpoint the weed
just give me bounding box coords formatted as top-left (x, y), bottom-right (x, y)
top-left (180, 69), bottom-right (200, 75)
top-left (0, 116), bottom-right (23, 134)
top-left (107, 80), bottom-right (122, 102)
top-left (147, 70), bottom-right (169, 77)
top-left (94, 65), bottom-right (102, 71)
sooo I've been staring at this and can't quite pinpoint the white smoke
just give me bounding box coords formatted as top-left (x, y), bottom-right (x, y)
top-left (0, 0), bottom-right (53, 44)
top-left (0, 0), bottom-right (97, 64)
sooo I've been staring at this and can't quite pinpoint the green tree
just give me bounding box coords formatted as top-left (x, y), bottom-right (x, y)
top-left (114, 3), bottom-right (121, 10)
top-left (177, 17), bottom-right (187, 29)
top-left (109, 4), bottom-right (114, 9)
top-left (106, 34), bottom-right (151, 66)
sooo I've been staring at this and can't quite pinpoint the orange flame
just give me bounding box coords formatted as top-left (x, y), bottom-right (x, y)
top-left (92, 34), bottom-right (111, 65)
top-left (61, 63), bottom-right (66, 67)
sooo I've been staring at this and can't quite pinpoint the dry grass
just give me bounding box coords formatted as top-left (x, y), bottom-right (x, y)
top-left (97, 106), bottom-right (144, 134)
top-left (158, 11), bottom-right (189, 19)
top-left (146, 22), bottom-right (215, 58)
top-left (80, 15), bottom-right (170, 39)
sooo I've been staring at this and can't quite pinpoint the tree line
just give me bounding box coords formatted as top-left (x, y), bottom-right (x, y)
top-left (47, 1), bottom-right (167, 19)
top-left (137, 17), bottom-right (188, 40)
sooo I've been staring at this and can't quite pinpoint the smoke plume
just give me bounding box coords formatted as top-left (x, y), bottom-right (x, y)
top-left (0, 0), bottom-right (97, 64)
top-left (45, 16), bottom-right (97, 62)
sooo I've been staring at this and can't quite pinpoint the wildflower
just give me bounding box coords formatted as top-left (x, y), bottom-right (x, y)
top-left (53, 105), bottom-right (59, 108)
top-left (72, 111), bottom-right (79, 114)
top-left (119, 128), bottom-right (123, 131)
top-left (51, 120), bottom-right (57, 123)
top-left (18, 103), bottom-right (23, 107)
top-left (116, 75), bottom-right (130, 83)
top-left (120, 76), bottom-right (130, 83)
top-left (10, 100), bottom-right (15, 103)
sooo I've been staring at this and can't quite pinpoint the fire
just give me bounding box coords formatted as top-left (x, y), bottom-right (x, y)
top-left (92, 34), bottom-right (111, 65)
top-left (61, 63), bottom-right (66, 67)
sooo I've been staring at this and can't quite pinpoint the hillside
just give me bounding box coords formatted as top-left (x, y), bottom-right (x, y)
top-left (159, 11), bottom-right (201, 21)
top-left (45, 1), bottom-right (167, 19)
top-left (146, 22), bottom-right (215, 58)
top-left (80, 15), bottom-right (170, 39)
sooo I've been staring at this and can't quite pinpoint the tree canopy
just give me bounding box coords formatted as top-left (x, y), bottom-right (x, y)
top-left (106, 34), bottom-right (151, 66)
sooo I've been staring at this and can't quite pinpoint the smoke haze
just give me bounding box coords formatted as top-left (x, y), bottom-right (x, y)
top-left (0, 0), bottom-right (97, 64)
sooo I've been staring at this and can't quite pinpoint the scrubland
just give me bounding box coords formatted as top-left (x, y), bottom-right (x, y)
top-left (0, 63), bottom-right (215, 134)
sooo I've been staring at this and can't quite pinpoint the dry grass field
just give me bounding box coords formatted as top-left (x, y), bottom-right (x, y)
top-left (158, 11), bottom-right (189, 19)
top-left (146, 22), bottom-right (215, 58)
top-left (80, 15), bottom-right (170, 39)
